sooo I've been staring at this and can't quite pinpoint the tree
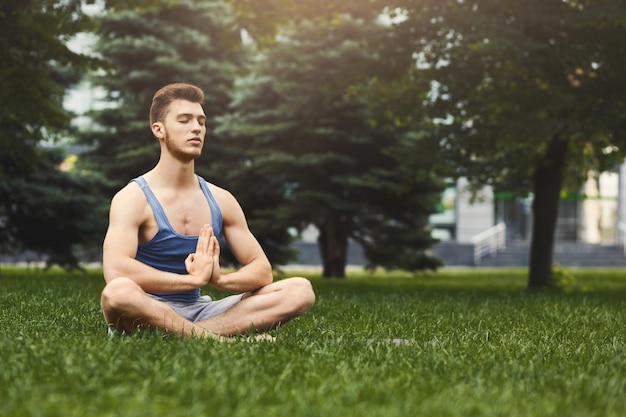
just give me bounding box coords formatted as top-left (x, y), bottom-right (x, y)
top-left (0, 149), bottom-right (109, 268)
top-left (0, 0), bottom-right (93, 175)
top-left (78, 0), bottom-right (244, 192)
top-left (0, 0), bottom-right (107, 268)
top-left (218, 15), bottom-right (443, 278)
top-left (379, 0), bottom-right (626, 289)
top-left (77, 0), bottom-right (301, 264)
top-left (230, 0), bottom-right (382, 46)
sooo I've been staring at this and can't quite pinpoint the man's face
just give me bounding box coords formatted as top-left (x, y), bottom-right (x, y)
top-left (153, 99), bottom-right (207, 161)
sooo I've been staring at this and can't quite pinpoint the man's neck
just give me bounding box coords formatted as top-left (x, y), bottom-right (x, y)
top-left (146, 157), bottom-right (197, 190)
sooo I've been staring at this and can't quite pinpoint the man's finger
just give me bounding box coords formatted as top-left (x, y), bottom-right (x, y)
top-left (196, 224), bottom-right (210, 253)
top-left (211, 236), bottom-right (220, 258)
top-left (184, 253), bottom-right (194, 272)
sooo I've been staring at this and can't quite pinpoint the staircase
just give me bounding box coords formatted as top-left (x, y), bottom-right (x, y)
top-left (479, 241), bottom-right (626, 267)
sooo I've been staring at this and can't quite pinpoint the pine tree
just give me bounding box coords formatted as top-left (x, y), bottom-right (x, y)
top-left (0, 0), bottom-right (106, 268)
top-left (77, 1), bottom-right (300, 265)
top-left (79, 0), bottom-right (244, 192)
top-left (218, 15), bottom-right (443, 277)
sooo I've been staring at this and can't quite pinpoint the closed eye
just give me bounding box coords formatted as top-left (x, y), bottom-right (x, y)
top-left (178, 114), bottom-right (206, 125)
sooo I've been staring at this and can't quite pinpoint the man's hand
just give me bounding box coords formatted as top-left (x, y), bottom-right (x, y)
top-left (185, 224), bottom-right (221, 287)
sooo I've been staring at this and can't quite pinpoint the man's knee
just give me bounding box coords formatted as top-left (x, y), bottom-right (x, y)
top-left (285, 277), bottom-right (316, 313)
top-left (101, 276), bottom-right (142, 312)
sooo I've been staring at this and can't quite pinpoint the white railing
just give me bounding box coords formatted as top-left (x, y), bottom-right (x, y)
top-left (617, 223), bottom-right (626, 255)
top-left (470, 223), bottom-right (506, 265)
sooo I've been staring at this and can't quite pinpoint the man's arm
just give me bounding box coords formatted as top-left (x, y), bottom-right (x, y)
top-left (102, 184), bottom-right (216, 292)
top-left (208, 187), bottom-right (273, 293)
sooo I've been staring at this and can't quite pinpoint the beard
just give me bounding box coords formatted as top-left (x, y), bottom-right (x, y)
top-left (162, 129), bottom-right (203, 162)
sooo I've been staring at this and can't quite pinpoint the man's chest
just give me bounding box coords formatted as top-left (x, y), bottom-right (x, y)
top-left (141, 189), bottom-right (214, 240)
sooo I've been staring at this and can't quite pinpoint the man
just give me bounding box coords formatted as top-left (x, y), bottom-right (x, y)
top-left (100, 83), bottom-right (315, 340)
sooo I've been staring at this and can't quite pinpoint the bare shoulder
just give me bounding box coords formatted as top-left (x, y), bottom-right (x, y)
top-left (109, 181), bottom-right (150, 225)
top-left (111, 181), bottom-right (144, 207)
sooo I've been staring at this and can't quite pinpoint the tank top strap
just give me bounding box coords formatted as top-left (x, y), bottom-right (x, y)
top-left (196, 175), bottom-right (223, 236)
top-left (131, 176), bottom-right (170, 230)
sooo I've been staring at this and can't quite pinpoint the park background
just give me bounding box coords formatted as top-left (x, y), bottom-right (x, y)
top-left (1, 1), bottom-right (625, 415)
top-left (3, 0), bottom-right (626, 288)
top-left (2, 0), bottom-right (626, 288)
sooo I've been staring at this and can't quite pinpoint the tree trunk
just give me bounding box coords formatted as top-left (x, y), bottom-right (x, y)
top-left (317, 216), bottom-right (350, 278)
top-left (528, 136), bottom-right (568, 290)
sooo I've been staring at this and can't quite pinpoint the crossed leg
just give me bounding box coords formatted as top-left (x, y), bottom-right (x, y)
top-left (101, 276), bottom-right (315, 339)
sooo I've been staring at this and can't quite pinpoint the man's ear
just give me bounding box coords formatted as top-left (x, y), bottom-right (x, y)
top-left (151, 122), bottom-right (164, 139)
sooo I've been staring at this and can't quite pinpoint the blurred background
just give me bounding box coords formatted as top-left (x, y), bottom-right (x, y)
top-left (2, 0), bottom-right (625, 288)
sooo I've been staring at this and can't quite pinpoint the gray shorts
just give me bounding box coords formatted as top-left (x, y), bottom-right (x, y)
top-left (107, 293), bottom-right (244, 336)
top-left (150, 293), bottom-right (244, 322)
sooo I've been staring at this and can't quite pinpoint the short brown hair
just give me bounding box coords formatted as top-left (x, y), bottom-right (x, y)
top-left (149, 83), bottom-right (204, 125)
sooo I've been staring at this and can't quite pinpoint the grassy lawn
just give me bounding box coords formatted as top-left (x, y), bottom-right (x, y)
top-left (0, 266), bottom-right (624, 417)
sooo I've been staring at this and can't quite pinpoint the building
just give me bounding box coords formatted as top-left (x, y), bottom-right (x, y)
top-left (430, 167), bottom-right (626, 267)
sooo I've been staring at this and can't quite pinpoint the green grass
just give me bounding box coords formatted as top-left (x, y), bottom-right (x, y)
top-left (0, 267), bottom-right (624, 417)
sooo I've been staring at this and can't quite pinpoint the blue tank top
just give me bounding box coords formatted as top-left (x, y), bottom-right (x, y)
top-left (132, 175), bottom-right (223, 302)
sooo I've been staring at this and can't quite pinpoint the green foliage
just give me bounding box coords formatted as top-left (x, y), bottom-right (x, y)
top-left (100, 0), bottom-right (177, 12)
top-left (0, 149), bottom-right (108, 268)
top-left (231, 0), bottom-right (383, 47)
top-left (0, 0), bottom-right (94, 151)
top-left (1, 267), bottom-right (625, 417)
top-left (381, 0), bottom-right (626, 188)
top-left (218, 14), bottom-right (443, 277)
top-left (77, 0), bottom-right (300, 265)
top-left (0, 0), bottom-right (107, 267)
top-left (370, 0), bottom-right (626, 288)
top-left (78, 0), bottom-right (245, 193)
